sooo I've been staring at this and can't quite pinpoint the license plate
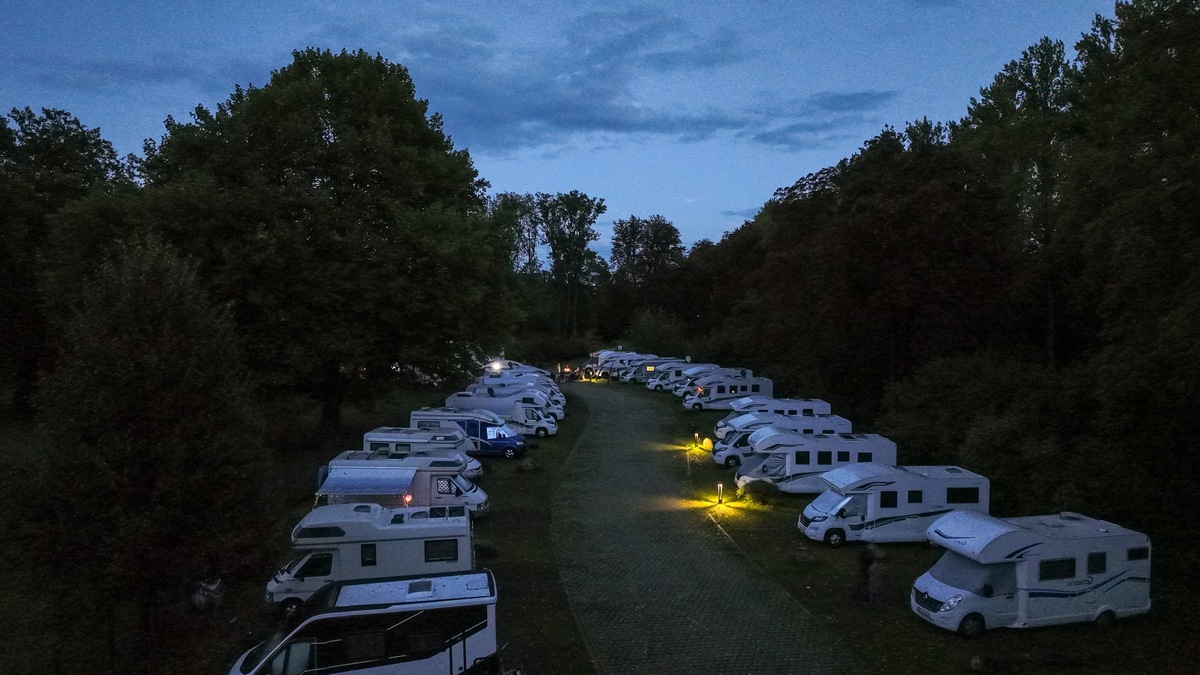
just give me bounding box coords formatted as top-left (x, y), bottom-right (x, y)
top-left (917, 607), bottom-right (931, 620)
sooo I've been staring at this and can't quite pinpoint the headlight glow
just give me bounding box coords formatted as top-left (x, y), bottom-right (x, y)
top-left (939, 594), bottom-right (962, 612)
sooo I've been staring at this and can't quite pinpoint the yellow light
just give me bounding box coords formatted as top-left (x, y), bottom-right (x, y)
top-left (403, 493), bottom-right (413, 505)
top-left (717, 482), bottom-right (724, 504)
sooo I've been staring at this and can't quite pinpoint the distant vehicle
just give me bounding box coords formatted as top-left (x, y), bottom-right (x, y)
top-left (445, 390), bottom-right (558, 436)
top-left (361, 426), bottom-right (483, 479)
top-left (266, 503), bottom-right (472, 615)
top-left (316, 451), bottom-right (489, 516)
top-left (912, 511), bottom-right (1151, 636)
top-left (682, 374), bottom-right (773, 410)
top-left (230, 570), bottom-right (499, 675)
top-left (619, 357), bottom-right (683, 384)
top-left (409, 407), bottom-right (528, 458)
top-left (472, 375), bottom-right (565, 407)
top-left (734, 431), bottom-right (898, 493)
top-left (799, 464), bottom-right (990, 546)
top-left (665, 364), bottom-right (725, 397)
top-left (710, 413), bottom-right (853, 467)
top-left (643, 361), bottom-right (695, 390)
top-left (460, 385), bottom-right (564, 420)
top-left (713, 397), bottom-right (834, 439)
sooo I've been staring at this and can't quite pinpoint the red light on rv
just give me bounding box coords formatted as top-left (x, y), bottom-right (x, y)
top-left (403, 493), bottom-right (413, 505)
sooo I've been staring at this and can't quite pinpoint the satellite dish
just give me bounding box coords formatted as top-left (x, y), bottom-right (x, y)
top-left (685, 355), bottom-right (692, 363)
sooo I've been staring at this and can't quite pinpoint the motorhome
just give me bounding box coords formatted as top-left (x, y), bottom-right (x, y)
top-left (472, 375), bottom-right (565, 407)
top-left (597, 352), bottom-right (654, 379)
top-left (683, 375), bottom-right (774, 410)
top-left (799, 464), bottom-right (990, 546)
top-left (669, 365), bottom-right (732, 397)
top-left (362, 426), bottom-right (483, 479)
top-left (911, 511), bottom-right (1151, 636)
top-left (643, 361), bottom-right (695, 391)
top-left (230, 570), bottom-right (499, 675)
top-left (483, 358), bottom-right (550, 377)
top-left (409, 407), bottom-right (528, 458)
top-left (266, 503), bottom-right (473, 614)
top-left (714, 397), bottom-right (834, 439)
top-left (453, 386), bottom-right (565, 421)
top-left (710, 413), bottom-right (853, 467)
top-left (317, 452), bottom-right (489, 516)
top-left (619, 357), bottom-right (683, 384)
top-left (444, 391), bottom-right (558, 437)
top-left (734, 431), bottom-right (898, 494)
top-left (582, 349), bottom-right (632, 378)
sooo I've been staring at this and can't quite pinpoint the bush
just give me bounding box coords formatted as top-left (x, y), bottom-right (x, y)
top-left (740, 481), bottom-right (781, 506)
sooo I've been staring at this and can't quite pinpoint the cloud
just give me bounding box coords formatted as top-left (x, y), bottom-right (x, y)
top-left (721, 207), bottom-right (762, 219)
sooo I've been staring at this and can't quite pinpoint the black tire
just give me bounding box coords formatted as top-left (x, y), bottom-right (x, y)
top-left (280, 598), bottom-right (302, 619)
top-left (1094, 610), bottom-right (1116, 628)
top-left (504, 447), bottom-right (515, 459)
top-left (958, 614), bottom-right (986, 638)
top-left (724, 456), bottom-right (740, 469)
top-left (535, 427), bottom-right (549, 438)
top-left (824, 529), bottom-right (846, 547)
top-left (692, 403), bottom-right (702, 410)
top-left (654, 385), bottom-right (663, 391)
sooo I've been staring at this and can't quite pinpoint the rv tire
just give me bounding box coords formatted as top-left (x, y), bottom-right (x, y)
top-left (280, 598), bottom-right (302, 619)
top-left (724, 457), bottom-right (740, 469)
top-left (692, 403), bottom-right (702, 410)
top-left (535, 427), bottom-right (549, 438)
top-left (654, 385), bottom-right (663, 391)
top-left (958, 614), bottom-right (986, 638)
top-left (824, 530), bottom-right (846, 547)
top-left (1094, 610), bottom-right (1116, 628)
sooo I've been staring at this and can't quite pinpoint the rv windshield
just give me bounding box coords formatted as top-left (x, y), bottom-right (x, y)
top-left (453, 475), bottom-right (476, 494)
top-left (928, 551), bottom-right (1016, 596)
top-left (808, 490), bottom-right (844, 514)
top-left (239, 630), bottom-right (285, 674)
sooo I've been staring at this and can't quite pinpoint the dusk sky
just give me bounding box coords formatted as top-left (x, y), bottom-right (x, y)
top-left (4, 1), bottom-right (1115, 251)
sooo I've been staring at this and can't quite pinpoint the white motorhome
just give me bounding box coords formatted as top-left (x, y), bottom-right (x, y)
top-left (317, 451), bottom-right (490, 516)
top-left (444, 391), bottom-right (558, 437)
top-left (643, 361), bottom-right (695, 391)
top-left (683, 375), bottom-right (774, 410)
top-left (362, 426), bottom-right (483, 479)
top-left (911, 511), bottom-right (1151, 636)
top-left (472, 375), bottom-right (565, 407)
top-left (230, 570), bottom-right (499, 675)
top-left (799, 464), bottom-right (990, 546)
top-left (266, 503), bottom-right (473, 614)
top-left (619, 357), bottom-right (683, 384)
top-left (455, 386), bottom-right (565, 421)
top-left (670, 365), bottom-right (734, 397)
top-left (483, 358), bottom-right (550, 376)
top-left (710, 413), bottom-right (853, 467)
top-left (409, 407), bottom-right (528, 458)
top-left (713, 397), bottom-right (834, 439)
top-left (734, 431), bottom-right (898, 494)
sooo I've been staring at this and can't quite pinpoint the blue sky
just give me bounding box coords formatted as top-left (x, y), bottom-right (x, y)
top-left (3, 0), bottom-right (1115, 250)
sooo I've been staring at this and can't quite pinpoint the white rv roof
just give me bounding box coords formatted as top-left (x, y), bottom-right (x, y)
top-left (365, 427), bottom-right (466, 443)
top-left (415, 406), bottom-right (507, 424)
top-left (730, 395), bottom-right (775, 411)
top-left (317, 466), bottom-right (417, 496)
top-left (295, 503), bottom-right (469, 536)
top-left (820, 462), bottom-right (906, 490)
top-left (926, 511), bottom-right (1144, 564)
top-left (333, 571), bottom-right (496, 608)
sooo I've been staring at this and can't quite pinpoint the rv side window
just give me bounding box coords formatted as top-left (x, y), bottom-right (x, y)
top-left (802, 408), bottom-right (814, 416)
top-left (369, 442), bottom-right (389, 452)
top-left (837, 451), bottom-right (849, 462)
top-left (717, 385), bottom-right (726, 394)
top-left (907, 490), bottom-right (923, 504)
top-left (857, 452), bottom-right (873, 462)
top-left (802, 428), bottom-right (814, 434)
top-left (817, 451), bottom-right (832, 465)
top-left (1087, 552), bottom-right (1107, 575)
top-left (295, 526), bottom-right (345, 539)
top-left (429, 507), bottom-right (447, 518)
top-left (794, 451), bottom-right (810, 465)
top-left (946, 487), bottom-right (980, 504)
top-left (448, 506), bottom-right (466, 518)
top-left (880, 491), bottom-right (897, 508)
top-left (298, 553), bottom-right (333, 579)
top-left (751, 385), bottom-right (760, 392)
top-left (416, 420), bottom-right (439, 430)
top-left (361, 544), bottom-right (377, 567)
top-left (425, 539), bottom-right (460, 563)
top-left (464, 420), bottom-right (479, 436)
top-left (1038, 558), bottom-right (1077, 581)
top-left (435, 477), bottom-right (457, 495)
top-left (266, 639), bottom-right (312, 675)
top-left (1128, 547), bottom-right (1149, 561)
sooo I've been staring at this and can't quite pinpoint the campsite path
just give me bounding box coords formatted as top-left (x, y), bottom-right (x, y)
top-left (552, 382), bottom-right (855, 674)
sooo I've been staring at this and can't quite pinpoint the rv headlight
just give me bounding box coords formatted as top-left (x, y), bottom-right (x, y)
top-left (939, 594), bottom-right (962, 612)
top-left (808, 515), bottom-right (827, 523)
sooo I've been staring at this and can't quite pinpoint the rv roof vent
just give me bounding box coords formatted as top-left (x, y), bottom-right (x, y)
top-left (407, 579), bottom-right (433, 595)
top-left (353, 504), bottom-right (373, 512)
top-left (946, 467), bottom-right (962, 474)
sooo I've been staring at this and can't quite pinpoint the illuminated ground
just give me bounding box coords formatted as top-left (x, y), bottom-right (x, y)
top-left (551, 382), bottom-right (857, 674)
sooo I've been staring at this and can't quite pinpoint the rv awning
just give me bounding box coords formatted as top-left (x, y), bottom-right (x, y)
top-left (317, 466), bottom-right (417, 496)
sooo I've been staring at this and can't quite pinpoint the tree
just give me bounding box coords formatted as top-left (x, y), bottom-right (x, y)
top-left (139, 49), bottom-right (504, 426)
top-left (488, 192), bottom-right (541, 274)
top-left (532, 191), bottom-right (606, 337)
top-left (29, 235), bottom-right (268, 671)
top-left (0, 107), bottom-right (130, 415)
top-left (610, 214), bottom-right (685, 285)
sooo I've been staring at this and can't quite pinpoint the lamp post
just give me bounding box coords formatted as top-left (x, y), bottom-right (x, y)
top-left (717, 482), bottom-right (724, 504)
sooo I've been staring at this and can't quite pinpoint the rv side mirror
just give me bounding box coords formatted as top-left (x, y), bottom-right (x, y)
top-left (981, 584), bottom-right (993, 598)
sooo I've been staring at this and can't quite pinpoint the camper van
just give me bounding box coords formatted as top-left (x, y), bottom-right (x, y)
top-left (266, 503), bottom-right (473, 615)
top-left (445, 391), bottom-right (558, 437)
top-left (361, 427), bottom-right (483, 479)
top-left (483, 358), bottom-right (550, 376)
top-left (619, 357), bottom-right (684, 384)
top-left (643, 361), bottom-right (694, 390)
top-left (472, 376), bottom-right (565, 407)
top-left (799, 464), bottom-right (990, 546)
top-left (670, 365), bottom-right (735, 397)
top-left (683, 375), bottom-right (774, 410)
top-left (713, 397), bottom-right (834, 439)
top-left (317, 452), bottom-right (490, 516)
top-left (231, 570), bottom-right (499, 675)
top-left (409, 407), bottom-right (527, 458)
top-left (734, 431), bottom-right (898, 494)
top-left (455, 386), bottom-right (565, 421)
top-left (711, 413), bottom-right (853, 467)
top-left (596, 352), bottom-right (654, 379)
top-left (911, 511), bottom-right (1151, 636)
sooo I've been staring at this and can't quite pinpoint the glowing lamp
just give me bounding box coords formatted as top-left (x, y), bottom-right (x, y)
top-left (717, 482), bottom-right (724, 504)
top-left (403, 493), bottom-right (413, 505)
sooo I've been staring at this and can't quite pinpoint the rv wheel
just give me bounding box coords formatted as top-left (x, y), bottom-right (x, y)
top-left (504, 448), bottom-right (516, 459)
top-left (691, 403), bottom-right (702, 410)
top-left (280, 598), bottom-right (302, 619)
top-left (1094, 610), bottom-right (1116, 628)
top-left (958, 614), bottom-right (986, 638)
top-left (724, 457), bottom-right (740, 469)
top-left (535, 427), bottom-right (549, 438)
top-left (824, 530), bottom-right (846, 547)
top-left (654, 385), bottom-right (663, 391)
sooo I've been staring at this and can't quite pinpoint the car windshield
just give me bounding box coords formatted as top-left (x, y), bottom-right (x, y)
top-left (808, 490), bottom-right (843, 514)
top-left (928, 551), bottom-right (1015, 595)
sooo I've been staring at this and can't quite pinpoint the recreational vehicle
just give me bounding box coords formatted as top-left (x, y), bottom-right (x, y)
top-left (266, 503), bottom-right (473, 614)
top-left (799, 464), bottom-right (990, 546)
top-left (362, 426), bottom-right (483, 479)
top-left (472, 376), bottom-right (565, 407)
top-left (230, 570), bottom-right (499, 675)
top-left (713, 397), bottom-right (834, 439)
top-left (734, 431), bottom-right (898, 494)
top-left (409, 407), bottom-right (527, 458)
top-left (444, 391), bottom-right (558, 437)
top-left (670, 365), bottom-right (740, 397)
top-left (453, 386), bottom-right (565, 421)
top-left (619, 357), bottom-right (684, 384)
top-left (643, 361), bottom-right (694, 390)
top-left (711, 413), bottom-right (853, 467)
top-left (682, 375), bottom-right (774, 410)
top-left (911, 511), bottom-right (1151, 636)
top-left (317, 452), bottom-right (489, 516)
